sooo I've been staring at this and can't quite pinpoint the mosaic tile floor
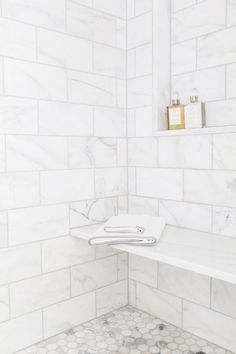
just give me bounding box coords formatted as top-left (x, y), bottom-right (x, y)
top-left (16, 306), bottom-right (233, 354)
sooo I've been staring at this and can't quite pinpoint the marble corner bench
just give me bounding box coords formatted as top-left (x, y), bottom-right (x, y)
top-left (71, 223), bottom-right (236, 285)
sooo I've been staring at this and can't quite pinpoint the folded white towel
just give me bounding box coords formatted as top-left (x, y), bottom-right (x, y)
top-left (88, 214), bottom-right (165, 247)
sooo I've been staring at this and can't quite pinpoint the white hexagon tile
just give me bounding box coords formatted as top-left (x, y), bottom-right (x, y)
top-left (16, 306), bottom-right (233, 354)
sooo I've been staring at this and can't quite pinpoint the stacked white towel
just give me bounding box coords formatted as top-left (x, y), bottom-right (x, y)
top-left (88, 214), bottom-right (165, 247)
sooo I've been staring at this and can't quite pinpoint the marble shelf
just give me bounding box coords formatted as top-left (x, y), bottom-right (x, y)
top-left (153, 125), bottom-right (236, 137)
top-left (71, 224), bottom-right (236, 285)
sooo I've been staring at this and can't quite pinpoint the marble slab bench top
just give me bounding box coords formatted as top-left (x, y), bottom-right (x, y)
top-left (71, 224), bottom-right (236, 285)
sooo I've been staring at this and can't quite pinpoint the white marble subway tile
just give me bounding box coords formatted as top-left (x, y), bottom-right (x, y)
top-left (158, 263), bottom-right (211, 307)
top-left (117, 139), bottom-right (127, 166)
top-left (38, 29), bottom-right (92, 72)
top-left (70, 197), bottom-right (117, 228)
top-left (6, 136), bottom-right (68, 171)
top-left (5, 59), bottom-right (67, 101)
top-left (127, 49), bottom-right (135, 79)
top-left (42, 237), bottom-right (95, 272)
top-left (39, 101), bottom-right (93, 137)
top-left (136, 282), bottom-right (182, 327)
top-left (128, 138), bottom-right (158, 167)
top-left (10, 269), bottom-right (70, 317)
top-left (0, 286), bottom-right (9, 323)
top-left (68, 70), bottom-right (117, 107)
top-left (227, 63), bottom-right (236, 99)
top-left (68, 137), bottom-right (117, 168)
top-left (93, 0), bottom-right (126, 18)
top-left (205, 99), bottom-right (236, 127)
top-left (2, 0), bottom-right (66, 31)
top-left (41, 170), bottom-right (94, 204)
top-left (128, 12), bottom-right (152, 49)
top-left (212, 279), bottom-right (236, 319)
top-left (0, 97), bottom-right (37, 135)
top-left (184, 170), bottom-right (236, 207)
top-left (127, 0), bottom-right (135, 19)
top-left (71, 256), bottom-right (117, 296)
top-left (94, 108), bottom-right (126, 137)
top-left (135, 0), bottom-right (152, 16)
top-left (0, 311), bottom-right (42, 354)
top-left (183, 300), bottom-right (236, 353)
top-left (67, 1), bottom-right (117, 46)
top-left (0, 243), bottom-right (41, 286)
top-left (159, 200), bottom-right (212, 232)
top-left (8, 204), bottom-right (69, 246)
top-left (135, 107), bottom-right (153, 137)
top-left (135, 44), bottom-right (152, 77)
top-left (0, 18), bottom-right (36, 61)
top-left (172, 40), bottom-right (196, 75)
top-left (128, 75), bottom-right (152, 108)
top-left (158, 135), bottom-right (212, 169)
top-left (129, 254), bottom-right (158, 288)
top-left (198, 27), bottom-right (236, 69)
top-left (43, 292), bottom-right (95, 338)
top-left (137, 168), bottom-right (183, 201)
top-left (94, 44), bottom-right (126, 79)
top-left (0, 172), bottom-right (39, 210)
top-left (117, 195), bottom-right (128, 214)
top-left (95, 167), bottom-right (127, 198)
top-left (228, 0), bottom-right (236, 25)
top-left (171, 0), bottom-right (196, 12)
top-left (129, 279), bottom-right (136, 307)
top-left (116, 79), bottom-right (126, 108)
top-left (0, 136), bottom-right (5, 172)
top-left (95, 245), bottom-right (120, 259)
top-left (172, 0), bottom-right (226, 43)
top-left (128, 167), bottom-right (136, 195)
top-left (116, 19), bottom-right (126, 50)
top-left (172, 66), bottom-right (225, 104)
top-left (118, 253), bottom-right (128, 280)
top-left (96, 280), bottom-right (128, 316)
top-left (128, 196), bottom-right (159, 216)
top-left (213, 206), bottom-right (236, 238)
top-left (0, 212), bottom-right (8, 249)
top-left (127, 109), bottom-right (136, 137)
top-left (213, 133), bottom-right (236, 170)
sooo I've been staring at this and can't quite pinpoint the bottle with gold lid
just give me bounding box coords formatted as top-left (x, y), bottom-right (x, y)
top-left (167, 92), bottom-right (185, 130)
top-left (184, 89), bottom-right (205, 129)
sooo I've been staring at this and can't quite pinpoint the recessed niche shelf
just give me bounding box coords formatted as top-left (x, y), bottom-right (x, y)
top-left (71, 224), bottom-right (236, 285)
top-left (153, 125), bottom-right (236, 137)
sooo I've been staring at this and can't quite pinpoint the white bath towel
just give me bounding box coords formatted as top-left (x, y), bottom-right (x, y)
top-left (88, 214), bottom-right (165, 247)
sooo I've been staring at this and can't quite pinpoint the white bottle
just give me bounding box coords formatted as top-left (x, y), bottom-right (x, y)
top-left (184, 89), bottom-right (205, 129)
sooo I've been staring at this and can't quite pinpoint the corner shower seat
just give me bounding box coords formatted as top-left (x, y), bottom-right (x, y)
top-left (71, 224), bottom-right (236, 285)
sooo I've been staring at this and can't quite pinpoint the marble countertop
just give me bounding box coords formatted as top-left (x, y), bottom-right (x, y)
top-left (71, 224), bottom-right (236, 284)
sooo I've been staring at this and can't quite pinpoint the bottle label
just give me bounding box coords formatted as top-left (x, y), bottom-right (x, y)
top-left (168, 108), bottom-right (181, 125)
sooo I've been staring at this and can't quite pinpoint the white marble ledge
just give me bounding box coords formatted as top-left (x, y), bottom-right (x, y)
top-left (71, 224), bottom-right (236, 285)
top-left (154, 125), bottom-right (236, 137)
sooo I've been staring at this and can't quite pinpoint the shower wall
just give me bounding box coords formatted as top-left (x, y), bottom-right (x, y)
top-left (127, 0), bottom-right (236, 351)
top-left (0, 1), bottom-right (128, 353)
top-left (128, 0), bottom-right (236, 234)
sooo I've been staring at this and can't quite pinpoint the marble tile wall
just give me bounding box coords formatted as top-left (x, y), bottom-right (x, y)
top-left (127, 0), bottom-right (236, 245)
top-left (129, 255), bottom-right (236, 352)
top-left (127, 0), bottom-right (236, 352)
top-left (0, 1), bottom-right (128, 353)
top-left (171, 0), bottom-right (236, 126)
